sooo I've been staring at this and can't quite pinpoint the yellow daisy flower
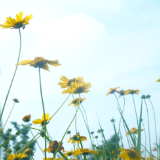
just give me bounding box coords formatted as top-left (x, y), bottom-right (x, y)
top-left (65, 150), bottom-right (76, 157)
top-left (126, 127), bottom-right (144, 135)
top-left (152, 147), bottom-right (157, 151)
top-left (68, 98), bottom-right (86, 107)
top-left (106, 87), bottom-right (120, 97)
top-left (58, 76), bottom-right (84, 88)
top-left (111, 151), bottom-right (115, 154)
top-left (119, 148), bottom-right (144, 160)
top-left (116, 89), bottom-right (129, 97)
top-left (125, 89), bottom-right (140, 95)
top-left (146, 155), bottom-right (156, 160)
top-left (73, 148), bottom-right (98, 156)
top-left (62, 82), bottom-right (91, 94)
top-left (156, 78), bottom-right (160, 82)
top-left (16, 57), bottom-right (61, 71)
top-left (7, 153), bottom-right (27, 160)
top-left (68, 133), bottom-right (87, 144)
top-left (32, 113), bottom-right (52, 125)
top-left (0, 11), bottom-right (33, 29)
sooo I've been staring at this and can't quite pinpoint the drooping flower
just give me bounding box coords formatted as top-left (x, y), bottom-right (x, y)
top-left (73, 148), bottom-right (98, 156)
top-left (68, 133), bottom-right (87, 144)
top-left (62, 82), bottom-right (91, 94)
top-left (16, 57), bottom-right (61, 71)
top-left (7, 153), bottom-right (27, 160)
top-left (126, 127), bottom-right (144, 135)
top-left (156, 78), bottom-right (160, 82)
top-left (106, 87), bottom-right (120, 97)
top-left (68, 98), bottom-right (86, 107)
top-left (42, 141), bottom-right (64, 153)
top-left (119, 148), bottom-right (144, 160)
top-left (58, 76), bottom-right (84, 88)
top-left (32, 113), bottom-right (52, 125)
top-left (0, 11), bottom-right (33, 29)
top-left (125, 89), bottom-right (140, 95)
top-left (22, 115), bottom-right (31, 122)
top-left (65, 150), bottom-right (76, 157)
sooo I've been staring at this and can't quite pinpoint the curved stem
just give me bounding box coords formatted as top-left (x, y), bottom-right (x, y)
top-left (0, 29), bottom-right (22, 122)
top-left (38, 68), bottom-right (46, 160)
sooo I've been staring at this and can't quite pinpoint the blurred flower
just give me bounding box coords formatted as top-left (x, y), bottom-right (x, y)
top-left (12, 98), bottom-right (20, 103)
top-left (67, 130), bottom-right (71, 134)
top-left (16, 57), bottom-right (61, 71)
top-left (152, 147), bottom-right (157, 151)
top-left (32, 113), bottom-right (52, 125)
top-left (106, 87), bottom-right (120, 97)
top-left (146, 155), bottom-right (156, 160)
top-left (65, 150), bottom-right (76, 157)
top-left (119, 148), bottom-right (144, 160)
top-left (126, 127), bottom-right (144, 135)
top-left (73, 148), bottom-right (98, 156)
top-left (68, 133), bottom-right (87, 144)
top-left (146, 95), bottom-right (151, 99)
top-left (0, 11), bottom-right (33, 29)
top-left (68, 98), bottom-right (86, 107)
top-left (7, 129), bottom-right (12, 132)
top-left (125, 89), bottom-right (140, 95)
top-left (0, 129), bottom-right (3, 132)
top-left (97, 129), bottom-right (104, 133)
top-left (116, 89), bottom-right (128, 97)
top-left (110, 118), bottom-right (115, 123)
top-left (111, 151), bottom-right (115, 154)
top-left (24, 148), bottom-right (33, 156)
top-left (7, 153), bottom-right (27, 160)
top-left (141, 95), bottom-right (146, 99)
top-left (42, 141), bottom-right (64, 153)
top-left (43, 158), bottom-right (64, 160)
top-left (62, 82), bottom-right (91, 94)
top-left (6, 149), bottom-right (12, 154)
top-left (95, 136), bottom-right (98, 139)
top-left (22, 115), bottom-right (31, 122)
top-left (90, 131), bottom-right (94, 134)
top-left (58, 76), bottom-right (84, 88)
top-left (156, 78), bottom-right (160, 82)
top-left (141, 150), bottom-right (145, 153)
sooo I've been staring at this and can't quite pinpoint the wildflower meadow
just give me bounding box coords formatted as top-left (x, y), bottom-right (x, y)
top-left (0, 1), bottom-right (160, 160)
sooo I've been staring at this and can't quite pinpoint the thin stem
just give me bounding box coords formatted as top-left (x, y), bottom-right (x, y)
top-left (38, 68), bottom-right (46, 160)
top-left (149, 98), bottom-right (158, 159)
top-left (3, 103), bottom-right (16, 130)
top-left (144, 99), bottom-right (152, 156)
top-left (132, 94), bottom-right (138, 128)
top-left (142, 121), bottom-right (147, 158)
top-left (0, 29), bottom-right (22, 122)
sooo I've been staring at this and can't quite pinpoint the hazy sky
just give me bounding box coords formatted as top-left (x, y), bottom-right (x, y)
top-left (0, 0), bottom-right (160, 159)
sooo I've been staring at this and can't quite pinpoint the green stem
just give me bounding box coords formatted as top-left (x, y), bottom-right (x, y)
top-left (58, 151), bottom-right (68, 160)
top-left (149, 98), bottom-right (158, 159)
top-left (0, 29), bottom-right (22, 122)
top-left (132, 94), bottom-right (138, 128)
top-left (53, 94), bottom-right (81, 158)
top-left (3, 103), bottom-right (16, 130)
top-left (28, 123), bottom-right (44, 155)
top-left (0, 134), bottom-right (16, 148)
top-left (38, 68), bottom-right (46, 160)
top-left (144, 99), bottom-right (152, 156)
top-left (142, 121), bottom-right (147, 158)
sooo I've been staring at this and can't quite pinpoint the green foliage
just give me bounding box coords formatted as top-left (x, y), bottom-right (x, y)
top-left (88, 134), bottom-right (120, 160)
top-left (2, 121), bottom-right (36, 160)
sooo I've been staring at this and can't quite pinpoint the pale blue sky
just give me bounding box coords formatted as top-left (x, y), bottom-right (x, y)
top-left (0, 0), bottom-right (160, 159)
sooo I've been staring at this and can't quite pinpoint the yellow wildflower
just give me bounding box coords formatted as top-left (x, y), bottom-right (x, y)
top-left (68, 133), bottom-right (87, 144)
top-left (16, 57), bottom-right (61, 71)
top-left (58, 76), bottom-right (84, 88)
top-left (62, 82), bottom-right (91, 94)
top-left (156, 78), bottom-right (160, 82)
top-left (106, 87), bottom-right (120, 97)
top-left (7, 153), bottom-right (27, 160)
top-left (73, 148), bottom-right (98, 156)
top-left (0, 11), bottom-right (33, 29)
top-left (152, 147), bottom-right (157, 151)
top-left (65, 150), bottom-right (76, 157)
top-left (22, 114), bottom-right (31, 122)
top-left (125, 89), bottom-right (140, 95)
top-left (126, 127), bottom-right (144, 135)
top-left (119, 148), bottom-right (144, 160)
top-left (116, 89), bottom-right (129, 97)
top-left (32, 113), bottom-right (52, 125)
top-left (68, 98), bottom-right (86, 107)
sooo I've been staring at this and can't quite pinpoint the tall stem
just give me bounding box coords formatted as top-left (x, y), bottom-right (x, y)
top-left (38, 68), bottom-right (46, 160)
top-left (0, 29), bottom-right (22, 122)
top-left (132, 94), bottom-right (138, 128)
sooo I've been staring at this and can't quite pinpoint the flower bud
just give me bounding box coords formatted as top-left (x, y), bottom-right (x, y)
top-left (12, 98), bottom-right (20, 103)
top-left (6, 149), bottom-right (12, 154)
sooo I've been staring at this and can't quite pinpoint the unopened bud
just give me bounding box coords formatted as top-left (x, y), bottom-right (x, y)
top-left (15, 130), bottom-right (20, 136)
top-left (12, 98), bottom-right (20, 103)
top-left (6, 149), bottom-right (12, 154)
top-left (24, 148), bottom-right (33, 156)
